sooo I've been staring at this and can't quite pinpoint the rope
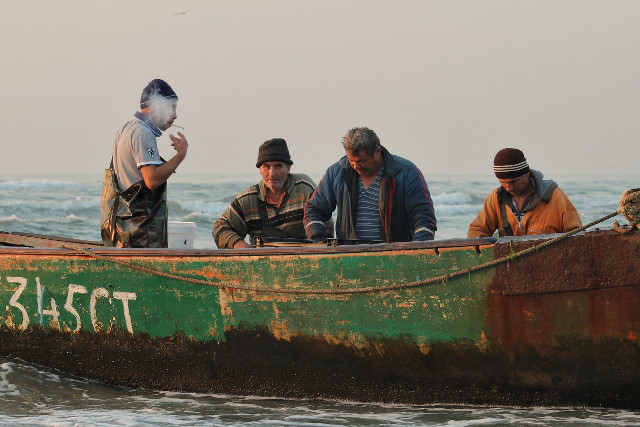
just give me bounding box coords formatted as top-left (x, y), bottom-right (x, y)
top-left (62, 209), bottom-right (624, 295)
top-left (613, 188), bottom-right (640, 234)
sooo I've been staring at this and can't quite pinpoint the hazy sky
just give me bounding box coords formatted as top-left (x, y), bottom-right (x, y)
top-left (2, 1), bottom-right (638, 176)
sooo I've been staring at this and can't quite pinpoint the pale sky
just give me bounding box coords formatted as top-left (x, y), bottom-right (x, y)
top-left (2, 1), bottom-right (638, 176)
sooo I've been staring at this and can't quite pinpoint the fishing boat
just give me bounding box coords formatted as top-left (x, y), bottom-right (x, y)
top-left (0, 225), bottom-right (639, 408)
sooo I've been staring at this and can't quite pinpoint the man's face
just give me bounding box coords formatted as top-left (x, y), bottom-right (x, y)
top-left (498, 172), bottom-right (531, 197)
top-left (346, 147), bottom-right (383, 178)
top-left (149, 99), bottom-right (178, 131)
top-left (259, 161), bottom-right (291, 193)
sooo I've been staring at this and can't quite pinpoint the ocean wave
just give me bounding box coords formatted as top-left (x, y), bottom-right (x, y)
top-left (0, 215), bottom-right (21, 223)
top-left (0, 363), bottom-right (20, 396)
top-left (0, 180), bottom-right (76, 190)
top-left (172, 200), bottom-right (230, 215)
top-left (432, 192), bottom-right (485, 205)
top-left (181, 211), bottom-right (209, 221)
top-left (60, 214), bottom-right (93, 224)
top-left (0, 199), bottom-right (100, 211)
top-left (57, 199), bottom-right (101, 210)
top-left (435, 205), bottom-right (481, 216)
top-left (0, 214), bottom-right (95, 227)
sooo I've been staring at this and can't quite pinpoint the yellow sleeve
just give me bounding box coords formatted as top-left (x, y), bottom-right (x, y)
top-left (468, 190), bottom-right (501, 238)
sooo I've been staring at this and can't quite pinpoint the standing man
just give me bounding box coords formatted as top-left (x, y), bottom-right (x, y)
top-left (214, 138), bottom-right (331, 248)
top-left (101, 79), bottom-right (188, 248)
top-left (304, 127), bottom-right (437, 243)
top-left (467, 148), bottom-right (582, 237)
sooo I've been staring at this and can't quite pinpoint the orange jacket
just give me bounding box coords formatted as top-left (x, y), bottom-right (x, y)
top-left (467, 173), bottom-right (582, 238)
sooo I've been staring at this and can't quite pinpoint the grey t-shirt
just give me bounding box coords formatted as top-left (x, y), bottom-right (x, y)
top-left (112, 116), bottom-right (163, 190)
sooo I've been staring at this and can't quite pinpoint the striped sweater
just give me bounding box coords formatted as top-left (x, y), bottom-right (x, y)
top-left (213, 173), bottom-right (319, 248)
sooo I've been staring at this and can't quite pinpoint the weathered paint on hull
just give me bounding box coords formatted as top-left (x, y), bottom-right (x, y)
top-left (0, 230), bottom-right (638, 407)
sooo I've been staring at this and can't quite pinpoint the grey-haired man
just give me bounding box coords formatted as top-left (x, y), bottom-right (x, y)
top-left (304, 127), bottom-right (437, 243)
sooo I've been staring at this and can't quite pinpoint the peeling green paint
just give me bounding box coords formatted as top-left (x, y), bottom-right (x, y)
top-left (0, 245), bottom-right (494, 344)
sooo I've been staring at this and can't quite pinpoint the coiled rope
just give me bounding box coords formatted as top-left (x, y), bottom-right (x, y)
top-left (62, 191), bottom-right (638, 295)
top-left (613, 188), bottom-right (640, 233)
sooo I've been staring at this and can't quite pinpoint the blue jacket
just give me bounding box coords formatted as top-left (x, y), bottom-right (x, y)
top-left (304, 147), bottom-right (436, 242)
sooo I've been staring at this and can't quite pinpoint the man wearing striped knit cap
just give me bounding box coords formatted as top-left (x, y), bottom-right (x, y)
top-left (468, 148), bottom-right (582, 237)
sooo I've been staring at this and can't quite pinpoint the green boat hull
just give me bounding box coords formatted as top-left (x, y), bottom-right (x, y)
top-left (0, 229), bottom-right (639, 407)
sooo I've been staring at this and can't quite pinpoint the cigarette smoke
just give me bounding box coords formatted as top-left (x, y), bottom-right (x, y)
top-left (146, 91), bottom-right (178, 129)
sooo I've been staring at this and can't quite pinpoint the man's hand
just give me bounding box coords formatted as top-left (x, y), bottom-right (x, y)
top-left (141, 132), bottom-right (189, 190)
top-left (413, 230), bottom-right (435, 241)
top-left (169, 131), bottom-right (188, 159)
top-left (233, 240), bottom-right (251, 249)
top-left (310, 230), bottom-right (328, 243)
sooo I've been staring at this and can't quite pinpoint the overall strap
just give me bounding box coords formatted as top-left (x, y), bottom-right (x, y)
top-left (258, 199), bottom-right (270, 229)
top-left (257, 199), bottom-right (296, 239)
top-left (498, 199), bottom-right (514, 236)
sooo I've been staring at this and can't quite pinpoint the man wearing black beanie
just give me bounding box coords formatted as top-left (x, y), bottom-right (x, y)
top-left (467, 148), bottom-right (581, 237)
top-left (101, 79), bottom-right (189, 248)
top-left (213, 138), bottom-right (332, 248)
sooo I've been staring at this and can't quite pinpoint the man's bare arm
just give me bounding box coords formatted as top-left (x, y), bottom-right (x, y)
top-left (140, 132), bottom-right (188, 190)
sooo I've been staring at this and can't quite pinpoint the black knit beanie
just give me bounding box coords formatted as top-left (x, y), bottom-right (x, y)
top-left (256, 138), bottom-right (293, 168)
top-left (140, 79), bottom-right (178, 108)
top-left (493, 148), bottom-right (530, 179)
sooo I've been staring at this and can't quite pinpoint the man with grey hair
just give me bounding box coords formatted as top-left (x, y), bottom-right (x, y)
top-left (304, 127), bottom-right (436, 243)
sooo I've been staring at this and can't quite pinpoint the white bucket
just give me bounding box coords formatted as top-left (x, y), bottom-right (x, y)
top-left (168, 221), bottom-right (197, 249)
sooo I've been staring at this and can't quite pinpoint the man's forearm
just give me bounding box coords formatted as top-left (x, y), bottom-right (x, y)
top-left (141, 153), bottom-right (185, 190)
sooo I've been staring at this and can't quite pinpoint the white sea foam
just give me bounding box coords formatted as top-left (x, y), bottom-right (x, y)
top-left (432, 192), bottom-right (475, 205)
top-left (58, 199), bottom-right (100, 210)
top-left (435, 205), bottom-right (480, 216)
top-left (0, 214), bottom-right (95, 226)
top-left (0, 214), bottom-right (21, 223)
top-left (433, 192), bottom-right (489, 208)
top-left (60, 214), bottom-right (91, 223)
top-left (0, 363), bottom-right (19, 396)
top-left (0, 199), bottom-right (100, 212)
top-left (0, 362), bottom-right (638, 426)
top-left (0, 180), bottom-right (76, 190)
top-left (172, 200), bottom-right (230, 217)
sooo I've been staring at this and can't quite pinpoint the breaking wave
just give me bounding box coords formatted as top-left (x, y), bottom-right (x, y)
top-left (432, 192), bottom-right (485, 206)
top-left (0, 215), bottom-right (21, 223)
top-left (0, 180), bottom-right (77, 190)
top-left (0, 214), bottom-right (94, 226)
top-left (0, 198), bottom-right (100, 212)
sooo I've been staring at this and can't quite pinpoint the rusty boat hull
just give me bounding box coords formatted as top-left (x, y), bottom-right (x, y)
top-left (0, 229), bottom-right (639, 408)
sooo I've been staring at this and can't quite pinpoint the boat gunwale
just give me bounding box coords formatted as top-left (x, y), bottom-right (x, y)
top-left (0, 235), bottom-right (497, 257)
top-left (0, 227), bottom-right (616, 258)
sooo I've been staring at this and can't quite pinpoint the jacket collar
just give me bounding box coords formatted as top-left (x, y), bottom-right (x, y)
top-left (529, 169), bottom-right (557, 202)
top-left (380, 146), bottom-right (401, 176)
top-left (134, 111), bottom-right (162, 137)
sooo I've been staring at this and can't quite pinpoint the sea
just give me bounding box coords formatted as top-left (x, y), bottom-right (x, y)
top-left (0, 172), bottom-right (639, 426)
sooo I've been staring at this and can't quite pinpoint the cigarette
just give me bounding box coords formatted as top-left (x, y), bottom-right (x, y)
top-left (172, 124), bottom-right (185, 130)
